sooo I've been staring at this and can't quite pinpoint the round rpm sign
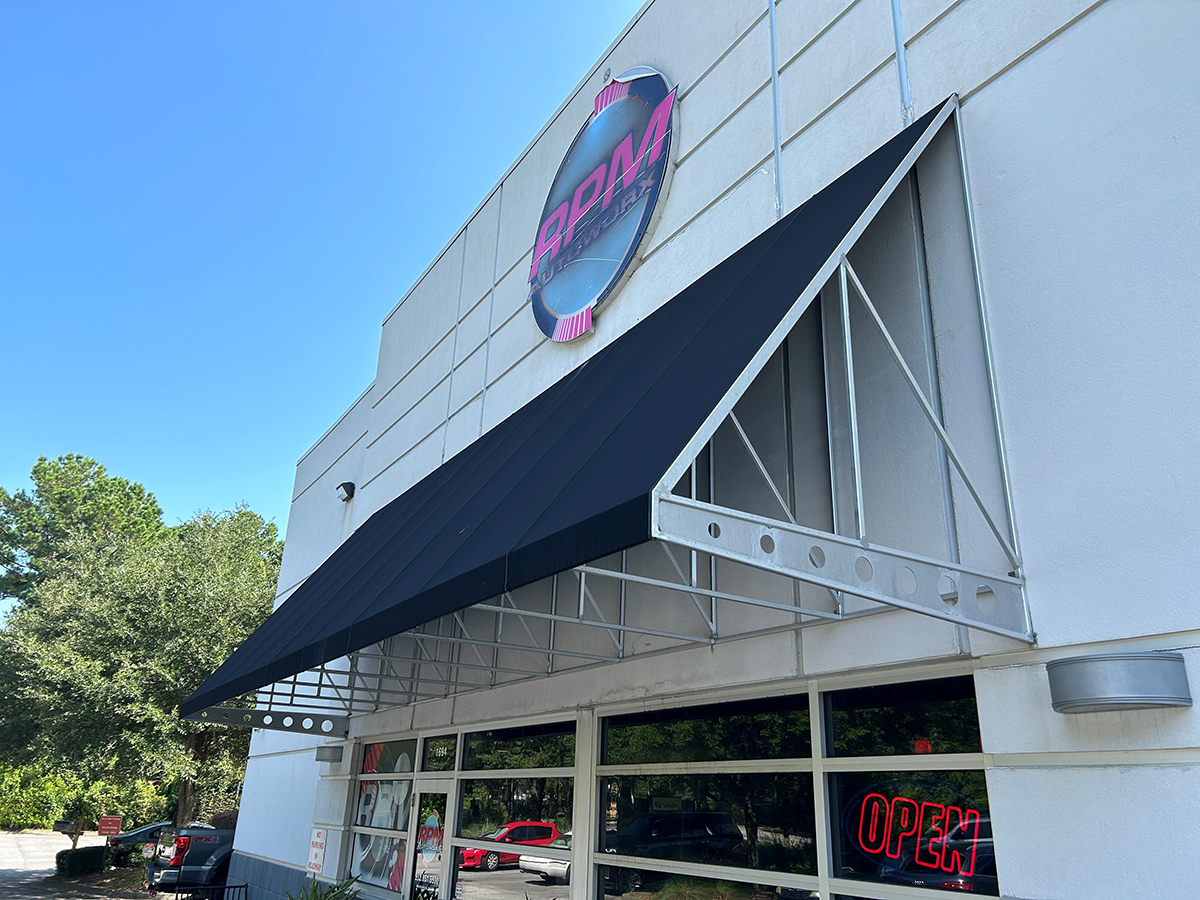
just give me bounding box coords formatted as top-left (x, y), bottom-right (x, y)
top-left (529, 67), bottom-right (677, 342)
top-left (418, 812), bottom-right (442, 863)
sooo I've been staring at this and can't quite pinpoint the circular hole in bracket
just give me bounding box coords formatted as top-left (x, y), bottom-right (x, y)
top-left (854, 556), bottom-right (873, 582)
top-left (760, 534), bottom-right (775, 554)
top-left (897, 566), bottom-right (918, 595)
top-left (200, 711), bottom-right (209, 719)
top-left (809, 546), bottom-right (826, 569)
top-left (939, 575), bottom-right (959, 606)
top-left (321, 720), bottom-right (334, 733)
top-left (244, 714), bottom-right (253, 723)
top-left (282, 716), bottom-right (294, 728)
top-left (708, 522), bottom-right (721, 539)
top-left (262, 714), bottom-right (273, 725)
top-left (976, 585), bottom-right (998, 618)
top-left (302, 717), bottom-right (314, 730)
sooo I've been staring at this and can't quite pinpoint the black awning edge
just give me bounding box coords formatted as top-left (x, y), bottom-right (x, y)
top-left (181, 99), bottom-right (953, 718)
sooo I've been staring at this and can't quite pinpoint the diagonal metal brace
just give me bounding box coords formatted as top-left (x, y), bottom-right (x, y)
top-left (654, 493), bottom-right (1032, 641)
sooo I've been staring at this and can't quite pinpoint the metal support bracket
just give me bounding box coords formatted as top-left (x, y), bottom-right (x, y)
top-left (184, 705), bottom-right (349, 737)
top-left (654, 493), bottom-right (1032, 641)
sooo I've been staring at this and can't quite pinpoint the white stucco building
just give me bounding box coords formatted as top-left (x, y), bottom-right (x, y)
top-left (183, 2), bottom-right (1200, 899)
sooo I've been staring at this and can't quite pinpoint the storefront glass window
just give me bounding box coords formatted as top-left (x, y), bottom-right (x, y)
top-left (422, 734), bottom-right (458, 772)
top-left (411, 792), bottom-right (447, 900)
top-left (600, 774), bottom-right (816, 875)
top-left (598, 865), bottom-right (817, 900)
top-left (603, 695), bottom-right (810, 764)
top-left (824, 677), bottom-right (981, 756)
top-left (464, 721), bottom-right (575, 770)
top-left (458, 777), bottom-right (574, 844)
top-left (355, 780), bottom-right (410, 832)
top-left (362, 739), bottom-right (418, 774)
top-left (828, 770), bottom-right (995, 895)
top-left (352, 740), bottom-right (416, 895)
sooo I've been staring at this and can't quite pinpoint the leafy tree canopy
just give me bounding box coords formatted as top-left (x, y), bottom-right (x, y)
top-left (0, 454), bottom-right (164, 601)
top-left (0, 455), bottom-right (282, 825)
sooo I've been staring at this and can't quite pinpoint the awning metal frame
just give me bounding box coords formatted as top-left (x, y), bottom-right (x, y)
top-left (187, 98), bottom-right (1032, 733)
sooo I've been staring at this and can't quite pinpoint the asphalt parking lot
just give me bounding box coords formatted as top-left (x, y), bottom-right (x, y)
top-left (0, 831), bottom-right (128, 899)
top-left (454, 865), bottom-right (568, 900)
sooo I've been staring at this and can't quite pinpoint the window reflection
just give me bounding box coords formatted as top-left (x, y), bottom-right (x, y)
top-left (464, 721), bottom-right (575, 769)
top-left (412, 793), bottom-right (448, 900)
top-left (453, 860), bottom-right (566, 900)
top-left (423, 734), bottom-right (458, 772)
top-left (600, 774), bottom-right (816, 875)
top-left (604, 695), bottom-right (810, 764)
top-left (600, 866), bottom-right (816, 900)
top-left (829, 771), bottom-right (996, 896)
top-left (825, 677), bottom-right (981, 757)
top-left (458, 777), bottom-right (574, 848)
top-left (362, 739), bottom-right (417, 774)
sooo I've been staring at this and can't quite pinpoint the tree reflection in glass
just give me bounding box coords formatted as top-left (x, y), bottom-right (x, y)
top-left (825, 677), bottom-right (981, 757)
top-left (600, 774), bottom-right (816, 875)
top-left (604, 695), bottom-right (810, 765)
top-left (464, 721), bottom-right (575, 770)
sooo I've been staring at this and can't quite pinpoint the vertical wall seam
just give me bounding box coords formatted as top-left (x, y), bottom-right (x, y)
top-left (890, 0), bottom-right (915, 125)
top-left (441, 238), bottom-right (469, 463)
top-left (767, 0), bottom-right (785, 217)
top-left (479, 185), bottom-right (505, 436)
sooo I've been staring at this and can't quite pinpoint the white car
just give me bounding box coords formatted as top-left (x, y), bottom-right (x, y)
top-left (518, 833), bottom-right (572, 884)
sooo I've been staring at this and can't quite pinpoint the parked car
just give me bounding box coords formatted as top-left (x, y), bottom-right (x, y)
top-left (519, 832), bottom-right (572, 883)
top-left (458, 821), bottom-right (561, 871)
top-left (602, 811), bottom-right (745, 894)
top-left (878, 819), bottom-right (997, 895)
top-left (148, 824), bottom-right (234, 893)
top-left (609, 811), bottom-right (743, 863)
top-left (108, 821), bottom-right (210, 849)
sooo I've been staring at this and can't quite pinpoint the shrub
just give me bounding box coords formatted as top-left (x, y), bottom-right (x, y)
top-left (55, 845), bottom-right (106, 877)
top-left (109, 843), bottom-right (145, 869)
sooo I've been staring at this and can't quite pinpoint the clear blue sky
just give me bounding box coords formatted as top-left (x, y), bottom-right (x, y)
top-left (0, 2), bottom-right (647, 536)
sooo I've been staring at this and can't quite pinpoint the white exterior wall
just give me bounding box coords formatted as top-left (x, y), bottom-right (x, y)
top-left (236, 2), bottom-right (1200, 898)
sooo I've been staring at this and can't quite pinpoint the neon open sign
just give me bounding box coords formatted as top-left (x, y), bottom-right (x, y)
top-left (854, 791), bottom-right (983, 877)
top-left (529, 67), bottom-right (677, 342)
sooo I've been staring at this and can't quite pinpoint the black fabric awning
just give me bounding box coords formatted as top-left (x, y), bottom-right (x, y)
top-left (181, 102), bottom-right (948, 717)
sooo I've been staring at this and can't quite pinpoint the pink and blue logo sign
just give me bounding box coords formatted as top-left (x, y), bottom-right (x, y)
top-left (529, 67), bottom-right (677, 342)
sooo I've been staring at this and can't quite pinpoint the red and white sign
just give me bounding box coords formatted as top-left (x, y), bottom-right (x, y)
top-left (98, 816), bottom-right (123, 836)
top-left (308, 828), bottom-right (327, 874)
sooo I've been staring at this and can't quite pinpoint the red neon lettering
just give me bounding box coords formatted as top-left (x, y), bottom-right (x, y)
top-left (634, 89), bottom-right (676, 174)
top-left (885, 796), bottom-right (920, 859)
top-left (857, 794), bottom-right (889, 855)
top-left (562, 163), bottom-right (607, 247)
top-left (602, 133), bottom-right (635, 210)
top-left (531, 201), bottom-right (569, 280)
top-left (915, 802), bottom-right (946, 869)
top-left (941, 806), bottom-right (980, 877)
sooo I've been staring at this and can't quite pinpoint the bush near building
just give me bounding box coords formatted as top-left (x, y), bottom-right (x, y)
top-left (55, 845), bottom-right (106, 877)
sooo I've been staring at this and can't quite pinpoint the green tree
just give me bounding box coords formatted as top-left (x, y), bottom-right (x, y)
top-left (0, 506), bottom-right (281, 825)
top-left (0, 455), bottom-right (164, 602)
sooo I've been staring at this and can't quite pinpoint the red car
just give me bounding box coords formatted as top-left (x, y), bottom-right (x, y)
top-left (458, 822), bottom-right (561, 871)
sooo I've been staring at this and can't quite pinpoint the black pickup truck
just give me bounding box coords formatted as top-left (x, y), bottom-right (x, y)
top-left (148, 824), bottom-right (235, 894)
